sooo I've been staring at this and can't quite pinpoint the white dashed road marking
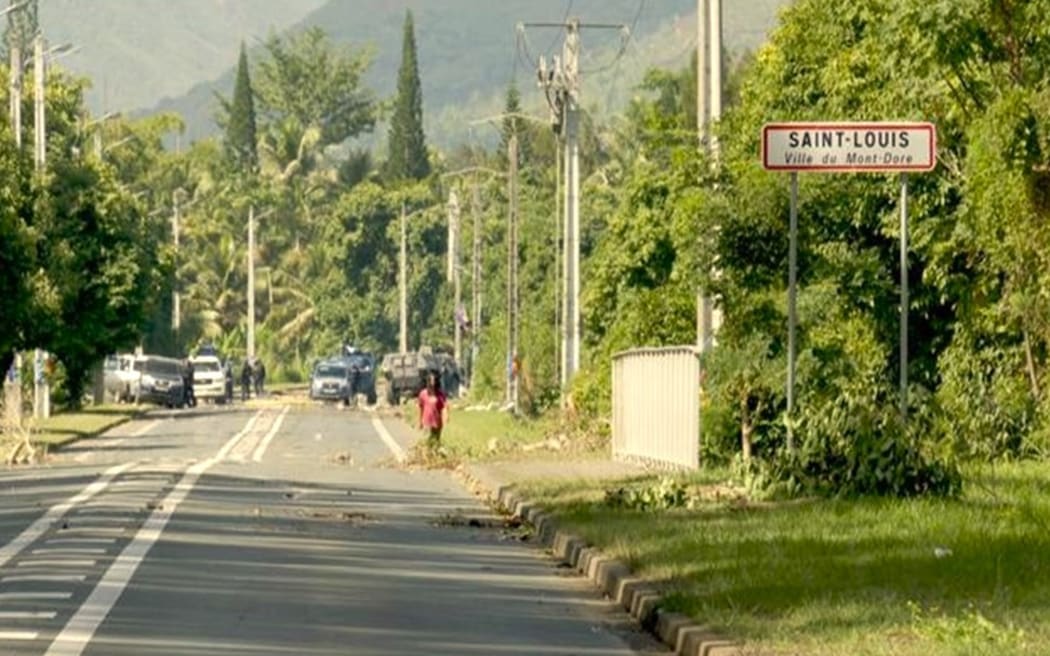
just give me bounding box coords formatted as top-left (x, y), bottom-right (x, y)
top-left (45, 410), bottom-right (268, 656)
top-left (0, 462), bottom-right (136, 570)
top-left (371, 416), bottom-right (406, 463)
top-left (252, 405), bottom-right (290, 462)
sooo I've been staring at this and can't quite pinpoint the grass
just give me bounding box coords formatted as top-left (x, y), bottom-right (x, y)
top-left (514, 462), bottom-right (1050, 656)
top-left (27, 405), bottom-right (142, 448)
top-left (401, 401), bottom-right (567, 461)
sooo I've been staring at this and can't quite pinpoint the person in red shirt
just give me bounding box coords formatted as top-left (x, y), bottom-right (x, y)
top-left (418, 371), bottom-right (448, 451)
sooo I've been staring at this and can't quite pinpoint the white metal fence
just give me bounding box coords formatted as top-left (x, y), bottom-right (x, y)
top-left (611, 346), bottom-right (700, 470)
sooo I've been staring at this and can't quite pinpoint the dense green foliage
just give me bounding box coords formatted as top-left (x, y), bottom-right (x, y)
top-left (0, 67), bottom-right (166, 407)
top-left (384, 11), bottom-right (430, 183)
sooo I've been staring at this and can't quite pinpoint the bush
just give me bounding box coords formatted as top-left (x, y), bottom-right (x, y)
top-left (768, 386), bottom-right (961, 498)
top-left (936, 334), bottom-right (1035, 460)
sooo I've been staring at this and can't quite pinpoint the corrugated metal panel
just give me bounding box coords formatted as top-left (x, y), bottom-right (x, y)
top-left (611, 347), bottom-right (699, 470)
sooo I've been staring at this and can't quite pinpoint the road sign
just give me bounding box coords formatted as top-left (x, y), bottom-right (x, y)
top-left (762, 122), bottom-right (936, 172)
top-left (762, 121), bottom-right (939, 438)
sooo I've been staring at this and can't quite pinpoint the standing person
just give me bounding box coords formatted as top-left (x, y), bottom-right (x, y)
top-left (254, 359), bottom-right (267, 396)
top-left (240, 360), bottom-right (253, 401)
top-left (348, 363), bottom-right (362, 408)
top-left (417, 370), bottom-right (448, 452)
top-left (182, 359), bottom-right (196, 408)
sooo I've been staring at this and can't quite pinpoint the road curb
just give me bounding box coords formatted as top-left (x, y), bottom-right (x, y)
top-left (456, 464), bottom-right (741, 656)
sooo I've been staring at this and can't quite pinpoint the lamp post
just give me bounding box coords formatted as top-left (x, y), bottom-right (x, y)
top-left (28, 36), bottom-right (76, 419)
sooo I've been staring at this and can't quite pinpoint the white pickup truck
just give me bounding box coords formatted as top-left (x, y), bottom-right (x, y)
top-left (191, 355), bottom-right (228, 403)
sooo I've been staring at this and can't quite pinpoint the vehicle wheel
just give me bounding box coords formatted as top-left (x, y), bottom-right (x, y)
top-left (367, 391), bottom-right (377, 406)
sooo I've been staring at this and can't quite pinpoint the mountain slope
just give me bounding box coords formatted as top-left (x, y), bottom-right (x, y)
top-left (146, 0), bottom-right (789, 147)
top-left (41, 0), bottom-right (325, 114)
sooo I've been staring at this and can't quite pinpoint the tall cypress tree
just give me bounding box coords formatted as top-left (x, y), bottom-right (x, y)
top-left (384, 10), bottom-right (429, 182)
top-left (225, 42), bottom-right (258, 174)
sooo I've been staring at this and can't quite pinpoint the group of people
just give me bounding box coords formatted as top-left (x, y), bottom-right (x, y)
top-left (239, 358), bottom-right (267, 401)
top-left (176, 356), bottom-right (267, 407)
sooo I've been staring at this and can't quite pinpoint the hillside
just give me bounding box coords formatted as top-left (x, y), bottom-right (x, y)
top-left (40, 0), bottom-right (326, 114)
top-left (144, 0), bottom-right (790, 147)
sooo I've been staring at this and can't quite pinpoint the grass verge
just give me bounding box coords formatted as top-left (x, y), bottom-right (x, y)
top-left (28, 405), bottom-right (143, 448)
top-left (401, 401), bottom-right (591, 461)
top-left (515, 462), bottom-right (1050, 656)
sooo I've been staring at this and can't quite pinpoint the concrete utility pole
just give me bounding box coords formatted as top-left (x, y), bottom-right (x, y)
top-left (32, 33), bottom-right (48, 419)
top-left (507, 134), bottom-right (520, 410)
top-left (709, 0), bottom-right (723, 160)
top-left (245, 206), bottom-right (273, 361)
top-left (247, 205), bottom-right (256, 360)
top-left (33, 33), bottom-right (44, 171)
top-left (554, 133), bottom-right (562, 382)
top-left (9, 44), bottom-right (20, 148)
top-left (697, 0), bottom-right (724, 353)
top-left (399, 203), bottom-right (409, 354)
top-left (6, 37), bottom-right (22, 423)
top-left (172, 190), bottom-right (181, 341)
top-left (448, 189), bottom-right (463, 367)
top-left (471, 180), bottom-right (482, 386)
top-left (532, 18), bottom-right (624, 389)
top-left (563, 20), bottom-right (581, 388)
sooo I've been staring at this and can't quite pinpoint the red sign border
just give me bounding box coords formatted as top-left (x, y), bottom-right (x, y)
top-left (761, 122), bottom-right (937, 173)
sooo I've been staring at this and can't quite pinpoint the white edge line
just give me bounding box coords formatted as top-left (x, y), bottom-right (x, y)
top-left (17, 560), bottom-right (97, 568)
top-left (0, 592), bottom-right (73, 600)
top-left (371, 416), bottom-right (406, 463)
top-left (0, 461), bottom-right (137, 570)
top-left (251, 406), bottom-right (290, 463)
top-left (44, 410), bottom-right (263, 656)
top-left (0, 630), bottom-right (39, 640)
top-left (1, 575), bottom-right (86, 583)
top-left (0, 611), bottom-right (57, 619)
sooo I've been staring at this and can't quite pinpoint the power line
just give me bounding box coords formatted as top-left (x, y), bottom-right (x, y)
top-left (579, 0), bottom-right (645, 76)
top-left (544, 0), bottom-right (574, 53)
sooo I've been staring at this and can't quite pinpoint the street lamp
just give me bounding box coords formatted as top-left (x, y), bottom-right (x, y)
top-left (81, 111), bottom-right (120, 158)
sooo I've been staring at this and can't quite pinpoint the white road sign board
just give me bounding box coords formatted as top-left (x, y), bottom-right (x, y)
top-left (762, 122), bottom-right (936, 172)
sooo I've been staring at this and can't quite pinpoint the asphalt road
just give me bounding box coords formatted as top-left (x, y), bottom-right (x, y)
top-left (0, 403), bottom-right (665, 655)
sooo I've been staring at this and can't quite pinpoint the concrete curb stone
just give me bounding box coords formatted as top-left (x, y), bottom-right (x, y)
top-left (456, 463), bottom-right (742, 656)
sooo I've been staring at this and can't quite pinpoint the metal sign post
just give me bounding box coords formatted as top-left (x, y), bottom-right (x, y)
top-left (761, 122), bottom-right (937, 440)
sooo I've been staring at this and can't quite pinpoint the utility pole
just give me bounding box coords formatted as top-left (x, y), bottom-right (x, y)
top-left (448, 189), bottom-right (463, 367)
top-left (709, 0), bottom-right (723, 161)
top-left (533, 17), bottom-right (625, 388)
top-left (697, 0), bottom-right (708, 147)
top-left (32, 33), bottom-right (48, 419)
top-left (247, 205), bottom-right (256, 360)
top-left (471, 179), bottom-right (482, 386)
top-left (554, 132), bottom-right (562, 384)
top-left (6, 39), bottom-right (22, 424)
top-left (172, 190), bottom-right (181, 346)
top-left (507, 134), bottom-right (520, 410)
top-left (563, 20), bottom-right (581, 387)
top-left (399, 203), bottom-right (408, 354)
top-left (9, 44), bottom-right (21, 148)
top-left (33, 33), bottom-right (44, 171)
top-left (697, 0), bottom-right (723, 353)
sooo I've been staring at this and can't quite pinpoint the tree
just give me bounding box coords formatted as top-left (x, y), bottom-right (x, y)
top-left (224, 42), bottom-right (258, 174)
top-left (384, 10), bottom-right (430, 182)
top-left (0, 130), bottom-right (33, 367)
top-left (254, 26), bottom-right (376, 165)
